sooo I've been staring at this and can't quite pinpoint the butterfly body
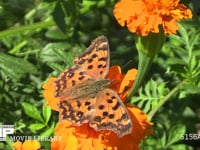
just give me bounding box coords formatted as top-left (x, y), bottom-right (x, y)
top-left (54, 36), bottom-right (132, 137)
top-left (58, 79), bottom-right (111, 100)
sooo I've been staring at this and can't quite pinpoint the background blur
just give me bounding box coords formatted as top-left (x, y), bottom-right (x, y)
top-left (0, 0), bottom-right (200, 149)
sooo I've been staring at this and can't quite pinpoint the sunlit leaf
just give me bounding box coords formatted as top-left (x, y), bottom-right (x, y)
top-left (22, 102), bottom-right (43, 122)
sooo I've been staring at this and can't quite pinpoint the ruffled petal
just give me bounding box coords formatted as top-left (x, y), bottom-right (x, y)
top-left (113, 0), bottom-right (192, 36)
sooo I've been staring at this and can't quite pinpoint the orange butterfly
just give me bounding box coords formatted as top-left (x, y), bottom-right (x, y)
top-left (54, 36), bottom-right (132, 137)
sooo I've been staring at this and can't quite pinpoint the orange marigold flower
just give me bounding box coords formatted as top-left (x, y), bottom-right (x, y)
top-left (13, 140), bottom-right (41, 150)
top-left (113, 0), bottom-right (192, 36)
top-left (51, 106), bottom-right (153, 150)
top-left (43, 65), bottom-right (153, 149)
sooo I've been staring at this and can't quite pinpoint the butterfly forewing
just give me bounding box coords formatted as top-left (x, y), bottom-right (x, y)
top-left (74, 36), bottom-right (110, 79)
top-left (54, 66), bottom-right (92, 97)
top-left (54, 36), bottom-right (109, 97)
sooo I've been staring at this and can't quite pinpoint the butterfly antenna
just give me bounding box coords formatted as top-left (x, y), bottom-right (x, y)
top-left (122, 60), bottom-right (133, 70)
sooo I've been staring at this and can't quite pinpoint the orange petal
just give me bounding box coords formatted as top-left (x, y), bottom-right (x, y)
top-left (22, 140), bottom-right (40, 150)
top-left (106, 65), bottom-right (124, 92)
top-left (113, 0), bottom-right (192, 36)
top-left (13, 141), bottom-right (22, 150)
top-left (43, 77), bottom-right (60, 111)
top-left (52, 121), bottom-right (77, 150)
top-left (119, 68), bottom-right (137, 93)
top-left (113, 0), bottom-right (144, 27)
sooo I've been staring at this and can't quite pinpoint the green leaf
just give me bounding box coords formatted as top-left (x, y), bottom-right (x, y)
top-left (29, 123), bottom-right (46, 131)
top-left (5, 136), bottom-right (14, 150)
top-left (42, 104), bottom-right (51, 124)
top-left (169, 144), bottom-right (193, 150)
top-left (0, 54), bottom-right (37, 81)
top-left (40, 42), bottom-right (71, 63)
top-left (166, 124), bottom-right (186, 146)
top-left (131, 79), bottom-right (169, 113)
top-left (45, 28), bottom-right (68, 40)
top-left (47, 62), bottom-right (65, 72)
top-left (22, 102), bottom-right (43, 122)
top-left (40, 122), bottom-right (55, 136)
top-left (52, 2), bottom-right (66, 33)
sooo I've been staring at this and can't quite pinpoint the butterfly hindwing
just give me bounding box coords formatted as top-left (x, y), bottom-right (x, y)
top-left (59, 98), bottom-right (96, 126)
top-left (89, 88), bottom-right (132, 137)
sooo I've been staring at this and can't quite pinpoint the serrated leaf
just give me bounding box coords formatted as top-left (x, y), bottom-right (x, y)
top-left (131, 79), bottom-right (169, 114)
top-left (22, 102), bottom-right (43, 122)
top-left (166, 124), bottom-right (186, 146)
top-left (178, 24), bottom-right (189, 46)
top-left (0, 54), bottom-right (37, 80)
top-left (143, 100), bottom-right (151, 113)
top-left (179, 84), bottom-right (200, 95)
top-left (29, 123), bottom-right (46, 131)
top-left (42, 104), bottom-right (51, 124)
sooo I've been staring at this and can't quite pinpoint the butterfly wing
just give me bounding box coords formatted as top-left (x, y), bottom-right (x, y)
top-left (55, 36), bottom-right (130, 137)
top-left (59, 98), bottom-right (96, 126)
top-left (89, 88), bottom-right (132, 137)
top-left (54, 66), bottom-right (92, 97)
top-left (74, 35), bottom-right (110, 79)
top-left (54, 35), bottom-right (110, 97)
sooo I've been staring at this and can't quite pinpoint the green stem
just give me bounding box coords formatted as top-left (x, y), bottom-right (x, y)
top-left (127, 51), bottom-right (154, 100)
top-left (0, 19), bottom-right (55, 39)
top-left (148, 81), bottom-right (184, 120)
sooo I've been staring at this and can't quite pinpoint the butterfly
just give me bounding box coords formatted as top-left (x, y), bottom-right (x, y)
top-left (54, 35), bottom-right (132, 137)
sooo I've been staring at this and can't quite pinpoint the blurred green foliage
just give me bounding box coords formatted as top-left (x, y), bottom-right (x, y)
top-left (0, 0), bottom-right (200, 149)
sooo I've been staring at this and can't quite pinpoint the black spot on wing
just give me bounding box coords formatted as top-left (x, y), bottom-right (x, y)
top-left (112, 102), bottom-right (120, 110)
top-left (77, 111), bottom-right (83, 118)
top-left (98, 105), bottom-right (104, 110)
top-left (78, 76), bottom-right (85, 80)
top-left (97, 64), bottom-right (103, 68)
top-left (94, 116), bottom-right (102, 122)
top-left (107, 99), bottom-right (113, 103)
top-left (85, 101), bottom-right (91, 106)
top-left (98, 57), bottom-right (107, 61)
top-left (108, 114), bottom-right (114, 119)
top-left (92, 54), bottom-right (97, 58)
top-left (102, 111), bottom-right (108, 116)
top-left (72, 80), bottom-right (76, 86)
top-left (87, 65), bottom-right (93, 69)
top-left (88, 58), bottom-right (93, 63)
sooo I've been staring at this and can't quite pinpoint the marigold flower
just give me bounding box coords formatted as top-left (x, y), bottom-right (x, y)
top-left (113, 0), bottom-right (192, 36)
top-left (51, 106), bottom-right (152, 150)
top-left (13, 140), bottom-right (41, 150)
top-left (43, 65), bottom-right (153, 149)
